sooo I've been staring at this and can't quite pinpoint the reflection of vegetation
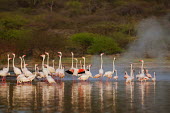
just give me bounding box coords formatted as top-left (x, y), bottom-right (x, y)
top-left (0, 0), bottom-right (169, 59)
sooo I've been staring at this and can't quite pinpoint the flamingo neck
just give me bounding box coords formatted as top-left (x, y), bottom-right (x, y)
top-left (101, 55), bottom-right (103, 69)
top-left (130, 65), bottom-right (132, 77)
top-left (7, 59), bottom-right (10, 70)
top-left (22, 57), bottom-right (26, 68)
top-left (20, 58), bottom-right (23, 69)
top-left (113, 59), bottom-right (115, 72)
top-left (59, 56), bottom-right (62, 69)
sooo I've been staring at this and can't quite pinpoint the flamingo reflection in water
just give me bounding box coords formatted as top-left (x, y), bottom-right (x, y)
top-left (39, 82), bottom-right (65, 113)
top-left (0, 82), bottom-right (9, 109)
top-left (125, 82), bottom-right (134, 111)
top-left (76, 82), bottom-right (92, 112)
top-left (13, 85), bottom-right (37, 109)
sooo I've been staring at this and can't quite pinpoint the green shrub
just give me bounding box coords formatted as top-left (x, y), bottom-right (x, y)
top-left (70, 32), bottom-right (122, 54)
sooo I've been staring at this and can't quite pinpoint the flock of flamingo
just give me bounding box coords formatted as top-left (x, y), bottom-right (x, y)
top-left (0, 52), bottom-right (156, 84)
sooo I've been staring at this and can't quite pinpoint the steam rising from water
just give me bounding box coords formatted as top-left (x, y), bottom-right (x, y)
top-left (121, 16), bottom-right (170, 62)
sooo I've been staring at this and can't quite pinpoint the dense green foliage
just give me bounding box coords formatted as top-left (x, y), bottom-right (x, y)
top-left (70, 33), bottom-right (122, 54)
top-left (0, 0), bottom-right (169, 58)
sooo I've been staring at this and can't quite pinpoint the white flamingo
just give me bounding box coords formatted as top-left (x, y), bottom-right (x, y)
top-left (3, 54), bottom-right (10, 72)
top-left (136, 60), bottom-right (145, 81)
top-left (58, 55), bottom-right (65, 79)
top-left (36, 67), bottom-right (46, 78)
top-left (78, 64), bottom-right (93, 80)
top-left (72, 58), bottom-right (79, 76)
top-left (12, 53), bottom-right (22, 75)
top-left (0, 57), bottom-right (11, 81)
top-left (45, 52), bottom-right (55, 73)
top-left (22, 55), bottom-right (32, 77)
top-left (103, 57), bottom-right (116, 79)
top-left (56, 52), bottom-right (62, 75)
top-left (94, 53), bottom-right (104, 78)
top-left (40, 54), bottom-right (50, 76)
top-left (152, 72), bottom-right (156, 82)
top-left (27, 64), bottom-right (38, 82)
top-left (126, 64), bottom-right (134, 83)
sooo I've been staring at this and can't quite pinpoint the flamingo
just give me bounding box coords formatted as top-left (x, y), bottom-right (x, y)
top-left (59, 65), bottom-right (65, 79)
top-left (22, 55), bottom-right (32, 77)
top-left (78, 64), bottom-right (93, 80)
top-left (152, 72), bottom-right (156, 82)
top-left (72, 58), bottom-right (79, 76)
top-left (65, 52), bottom-right (76, 74)
top-left (57, 55), bottom-right (65, 79)
top-left (3, 54), bottom-right (10, 72)
top-left (103, 57), bottom-right (116, 79)
top-left (27, 64), bottom-right (38, 82)
top-left (12, 53), bottom-right (22, 75)
top-left (136, 60), bottom-right (145, 81)
top-left (45, 52), bottom-right (55, 74)
top-left (94, 53), bottom-right (104, 79)
top-left (40, 54), bottom-right (50, 76)
top-left (0, 57), bottom-right (11, 81)
top-left (126, 64), bottom-right (134, 83)
top-left (36, 67), bottom-right (46, 78)
top-left (56, 52), bottom-right (62, 75)
top-left (113, 70), bottom-right (118, 80)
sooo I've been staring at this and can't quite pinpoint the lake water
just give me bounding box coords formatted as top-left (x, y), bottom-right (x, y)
top-left (0, 61), bottom-right (170, 113)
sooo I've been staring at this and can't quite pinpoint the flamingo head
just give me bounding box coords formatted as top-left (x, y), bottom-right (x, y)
top-left (100, 53), bottom-right (104, 56)
top-left (71, 52), bottom-right (74, 55)
top-left (35, 64), bottom-right (38, 66)
top-left (12, 53), bottom-right (15, 56)
top-left (22, 55), bottom-right (26, 57)
top-left (19, 56), bottom-right (22, 59)
top-left (58, 52), bottom-right (62, 54)
top-left (113, 57), bottom-right (116, 60)
top-left (45, 52), bottom-right (49, 55)
top-left (82, 57), bottom-right (85, 59)
top-left (139, 60), bottom-right (144, 62)
top-left (40, 54), bottom-right (45, 57)
top-left (7, 54), bottom-right (10, 57)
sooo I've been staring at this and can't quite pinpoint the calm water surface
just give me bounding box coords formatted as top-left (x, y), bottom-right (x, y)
top-left (0, 62), bottom-right (170, 113)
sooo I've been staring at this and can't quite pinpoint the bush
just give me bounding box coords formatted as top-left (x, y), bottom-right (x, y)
top-left (70, 32), bottom-right (122, 54)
